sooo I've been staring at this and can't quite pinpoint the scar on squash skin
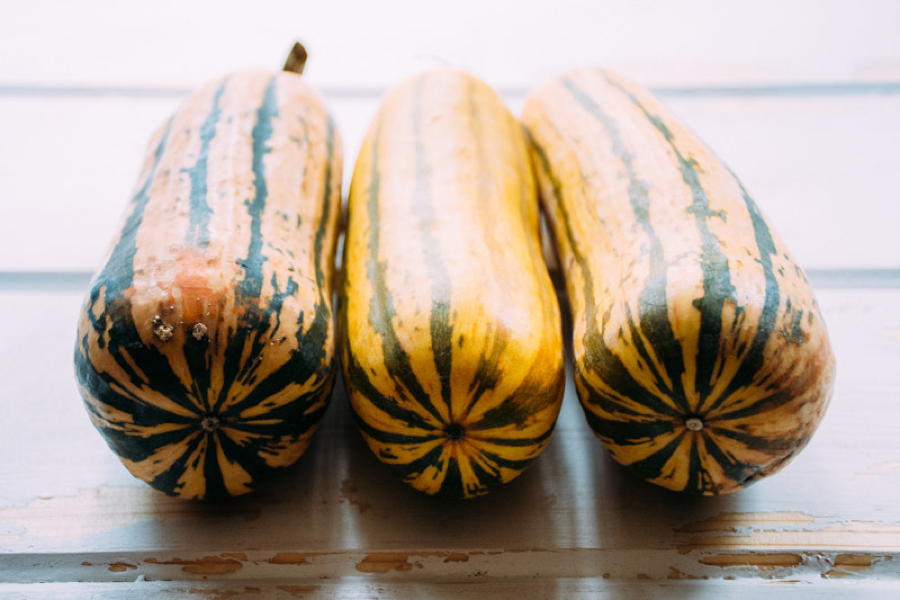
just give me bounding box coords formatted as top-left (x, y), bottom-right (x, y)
top-left (192, 322), bottom-right (208, 340)
top-left (152, 315), bottom-right (174, 341)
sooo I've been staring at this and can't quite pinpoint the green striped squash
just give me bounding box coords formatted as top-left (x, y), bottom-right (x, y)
top-left (74, 63), bottom-right (342, 499)
top-left (522, 69), bottom-right (835, 494)
top-left (340, 69), bottom-right (565, 498)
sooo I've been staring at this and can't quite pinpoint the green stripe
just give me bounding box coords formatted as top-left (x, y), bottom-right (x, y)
top-left (621, 431), bottom-right (685, 483)
top-left (527, 122), bottom-right (680, 420)
top-left (601, 75), bottom-right (736, 410)
top-left (685, 434), bottom-right (707, 492)
top-left (562, 77), bottom-right (691, 414)
top-left (353, 411), bottom-right (440, 445)
top-left (458, 78), bottom-right (516, 423)
top-left (239, 75), bottom-right (278, 300)
top-left (148, 432), bottom-right (206, 497)
top-left (476, 426), bottom-right (554, 447)
top-left (183, 77), bottom-right (227, 247)
top-left (345, 349), bottom-right (438, 432)
top-left (697, 433), bottom-right (761, 490)
top-left (361, 98), bottom-right (445, 426)
top-left (312, 116), bottom-right (336, 292)
top-left (705, 179), bottom-right (782, 414)
top-left (411, 76), bottom-right (454, 423)
top-left (583, 410), bottom-right (675, 445)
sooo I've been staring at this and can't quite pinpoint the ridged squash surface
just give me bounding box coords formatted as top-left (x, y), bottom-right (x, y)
top-left (341, 69), bottom-right (565, 498)
top-left (74, 68), bottom-right (342, 499)
top-left (522, 69), bottom-right (835, 494)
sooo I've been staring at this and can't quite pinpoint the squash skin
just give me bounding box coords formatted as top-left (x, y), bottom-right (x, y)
top-left (341, 70), bottom-right (565, 499)
top-left (522, 69), bottom-right (835, 494)
top-left (74, 68), bottom-right (342, 499)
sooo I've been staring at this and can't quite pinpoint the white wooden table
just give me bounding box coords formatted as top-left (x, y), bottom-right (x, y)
top-left (2, 1), bottom-right (899, 597)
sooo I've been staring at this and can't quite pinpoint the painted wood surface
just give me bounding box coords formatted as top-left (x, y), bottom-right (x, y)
top-left (0, 287), bottom-right (898, 593)
top-left (2, 1), bottom-right (898, 594)
top-left (2, 91), bottom-right (899, 273)
top-left (3, 0), bottom-right (899, 88)
top-left (2, 580), bottom-right (899, 599)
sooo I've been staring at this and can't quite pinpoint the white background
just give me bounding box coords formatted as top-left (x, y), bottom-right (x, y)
top-left (1, 0), bottom-right (899, 271)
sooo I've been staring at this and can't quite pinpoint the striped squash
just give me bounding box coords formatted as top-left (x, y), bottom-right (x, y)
top-left (73, 60), bottom-right (342, 499)
top-left (522, 69), bottom-right (835, 494)
top-left (341, 69), bottom-right (565, 498)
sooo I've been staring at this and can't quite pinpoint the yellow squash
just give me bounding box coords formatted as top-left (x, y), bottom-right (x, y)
top-left (341, 69), bottom-right (565, 498)
top-left (74, 57), bottom-right (342, 499)
top-left (522, 69), bottom-right (835, 494)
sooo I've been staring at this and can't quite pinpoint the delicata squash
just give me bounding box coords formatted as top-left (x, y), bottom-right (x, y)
top-left (522, 69), bottom-right (835, 494)
top-left (74, 47), bottom-right (342, 499)
top-left (341, 69), bottom-right (565, 498)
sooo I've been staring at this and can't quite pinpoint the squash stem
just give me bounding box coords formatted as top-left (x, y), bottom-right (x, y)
top-left (283, 41), bottom-right (308, 74)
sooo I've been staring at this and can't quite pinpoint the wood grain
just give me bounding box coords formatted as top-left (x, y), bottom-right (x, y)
top-left (0, 287), bottom-right (898, 588)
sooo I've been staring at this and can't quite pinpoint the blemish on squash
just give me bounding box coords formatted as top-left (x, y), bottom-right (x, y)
top-left (699, 552), bottom-right (802, 568)
top-left (144, 555), bottom-right (243, 574)
top-left (173, 248), bottom-right (218, 324)
top-left (192, 322), bottom-right (208, 340)
top-left (152, 315), bottom-right (174, 341)
top-left (107, 561), bottom-right (137, 572)
top-left (355, 552), bottom-right (419, 573)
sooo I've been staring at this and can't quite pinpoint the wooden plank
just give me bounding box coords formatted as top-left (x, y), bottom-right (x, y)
top-left (0, 288), bottom-right (898, 585)
top-left (2, 580), bottom-right (899, 599)
top-left (0, 577), bottom-right (900, 600)
top-left (1, 91), bottom-right (898, 272)
top-left (2, 1), bottom-right (900, 88)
